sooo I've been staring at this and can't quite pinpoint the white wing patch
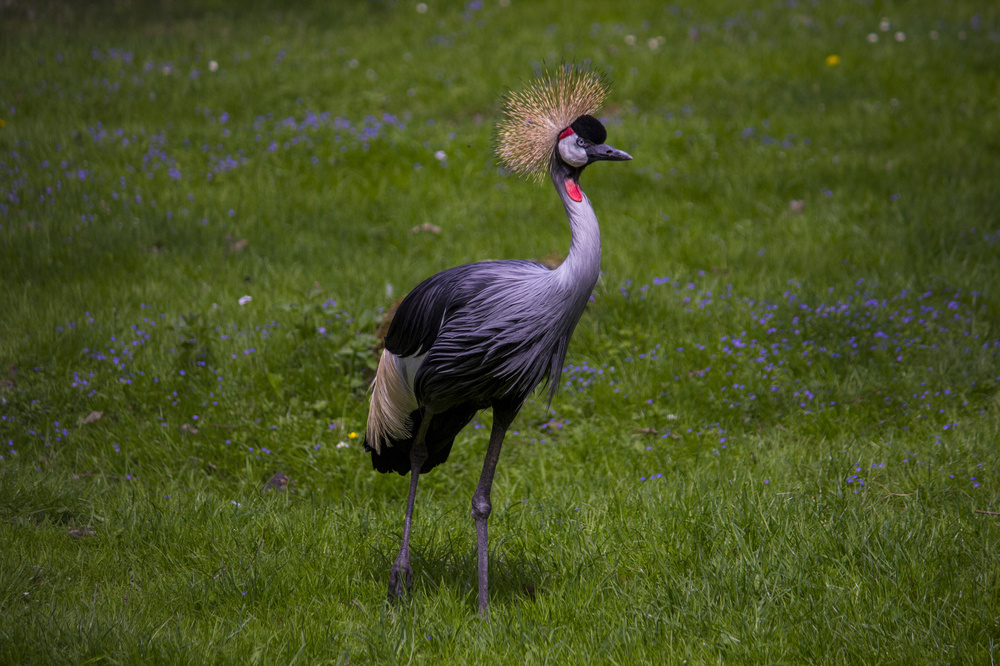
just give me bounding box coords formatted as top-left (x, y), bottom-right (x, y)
top-left (397, 352), bottom-right (425, 392)
top-left (366, 349), bottom-right (421, 453)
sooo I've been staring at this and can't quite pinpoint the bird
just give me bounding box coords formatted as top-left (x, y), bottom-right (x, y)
top-left (363, 66), bottom-right (632, 615)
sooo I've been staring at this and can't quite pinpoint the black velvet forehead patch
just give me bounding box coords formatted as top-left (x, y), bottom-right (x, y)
top-left (570, 114), bottom-right (607, 145)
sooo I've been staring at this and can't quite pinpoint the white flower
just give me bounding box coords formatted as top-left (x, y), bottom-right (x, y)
top-left (894, 31), bottom-right (905, 42)
top-left (416, 3), bottom-right (428, 13)
top-left (208, 60), bottom-right (219, 72)
top-left (337, 441), bottom-right (349, 448)
top-left (867, 33), bottom-right (879, 43)
top-left (238, 295), bottom-right (252, 306)
top-left (434, 150), bottom-right (447, 161)
top-left (879, 18), bottom-right (890, 31)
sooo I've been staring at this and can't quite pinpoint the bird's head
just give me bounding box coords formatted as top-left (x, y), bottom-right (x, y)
top-left (496, 67), bottom-right (632, 190)
top-left (553, 114), bottom-right (632, 201)
top-left (555, 114), bottom-right (632, 168)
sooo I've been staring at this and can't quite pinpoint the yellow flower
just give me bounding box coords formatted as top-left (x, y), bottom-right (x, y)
top-left (0, 119), bottom-right (6, 127)
top-left (348, 432), bottom-right (358, 439)
top-left (825, 54), bottom-right (841, 66)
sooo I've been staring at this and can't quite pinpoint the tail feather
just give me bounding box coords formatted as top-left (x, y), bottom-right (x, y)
top-left (366, 349), bottom-right (420, 454)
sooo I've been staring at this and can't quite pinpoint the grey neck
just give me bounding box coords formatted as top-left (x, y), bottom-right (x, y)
top-left (550, 164), bottom-right (602, 295)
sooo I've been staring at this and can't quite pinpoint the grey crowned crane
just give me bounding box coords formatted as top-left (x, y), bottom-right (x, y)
top-left (363, 68), bottom-right (631, 615)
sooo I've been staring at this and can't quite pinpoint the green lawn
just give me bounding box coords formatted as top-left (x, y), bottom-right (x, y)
top-left (2, 0), bottom-right (999, 663)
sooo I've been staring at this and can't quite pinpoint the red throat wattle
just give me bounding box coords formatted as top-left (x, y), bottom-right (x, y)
top-left (565, 178), bottom-right (583, 202)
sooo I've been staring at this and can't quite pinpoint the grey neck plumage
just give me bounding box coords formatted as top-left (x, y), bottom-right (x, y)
top-left (550, 162), bottom-right (601, 299)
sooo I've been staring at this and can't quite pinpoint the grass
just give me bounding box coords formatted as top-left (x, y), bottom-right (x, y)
top-left (2, 0), bottom-right (999, 662)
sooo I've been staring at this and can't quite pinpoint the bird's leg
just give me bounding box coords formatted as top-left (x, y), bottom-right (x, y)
top-left (388, 409), bottom-right (433, 603)
top-left (471, 403), bottom-right (517, 617)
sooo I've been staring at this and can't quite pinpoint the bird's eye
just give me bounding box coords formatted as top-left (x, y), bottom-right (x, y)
top-left (576, 137), bottom-right (588, 148)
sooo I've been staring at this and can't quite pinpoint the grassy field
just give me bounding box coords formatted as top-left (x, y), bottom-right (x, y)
top-left (2, 0), bottom-right (999, 662)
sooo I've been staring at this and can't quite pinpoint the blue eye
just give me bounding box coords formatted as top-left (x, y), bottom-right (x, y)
top-left (576, 137), bottom-right (587, 147)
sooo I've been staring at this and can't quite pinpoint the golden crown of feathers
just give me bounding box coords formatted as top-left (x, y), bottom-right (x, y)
top-left (496, 67), bottom-right (610, 182)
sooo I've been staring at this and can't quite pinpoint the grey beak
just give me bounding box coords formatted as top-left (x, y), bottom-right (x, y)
top-left (586, 143), bottom-right (633, 163)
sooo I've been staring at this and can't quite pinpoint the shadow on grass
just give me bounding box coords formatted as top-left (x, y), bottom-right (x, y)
top-left (363, 535), bottom-right (548, 611)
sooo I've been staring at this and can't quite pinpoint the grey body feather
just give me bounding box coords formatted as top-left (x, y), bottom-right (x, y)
top-left (387, 256), bottom-right (592, 411)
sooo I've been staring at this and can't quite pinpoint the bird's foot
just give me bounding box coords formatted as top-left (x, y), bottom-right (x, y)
top-left (387, 554), bottom-right (413, 602)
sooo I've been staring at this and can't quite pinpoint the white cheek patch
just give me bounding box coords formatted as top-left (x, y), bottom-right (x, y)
top-left (557, 135), bottom-right (588, 167)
